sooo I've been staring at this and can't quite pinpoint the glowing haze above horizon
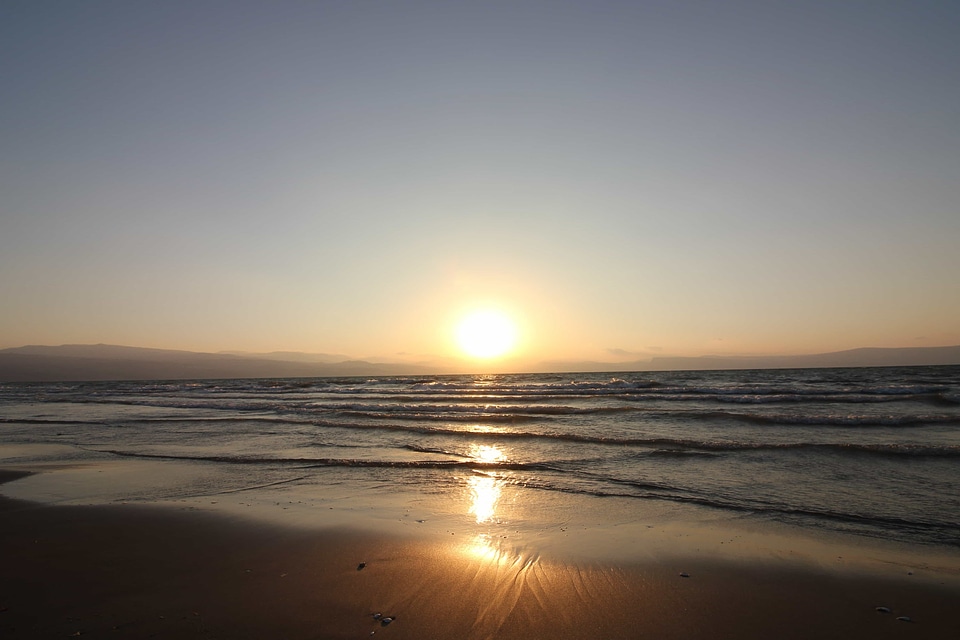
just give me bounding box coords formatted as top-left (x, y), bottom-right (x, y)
top-left (2, 1), bottom-right (959, 372)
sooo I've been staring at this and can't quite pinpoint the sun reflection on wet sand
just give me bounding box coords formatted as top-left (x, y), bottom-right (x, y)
top-left (457, 531), bottom-right (545, 635)
top-left (460, 442), bottom-right (540, 579)
top-left (466, 533), bottom-right (504, 562)
top-left (464, 531), bottom-right (538, 569)
top-left (468, 475), bottom-right (501, 523)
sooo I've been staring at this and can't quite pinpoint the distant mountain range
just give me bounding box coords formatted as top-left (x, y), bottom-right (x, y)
top-left (635, 345), bottom-right (960, 371)
top-left (543, 346), bottom-right (960, 373)
top-left (0, 344), bottom-right (437, 382)
top-left (0, 343), bottom-right (958, 382)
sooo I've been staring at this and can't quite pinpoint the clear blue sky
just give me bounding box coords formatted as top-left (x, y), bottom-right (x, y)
top-left (2, 1), bottom-right (959, 369)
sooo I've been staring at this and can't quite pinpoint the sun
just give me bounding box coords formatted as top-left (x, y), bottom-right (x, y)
top-left (455, 309), bottom-right (518, 359)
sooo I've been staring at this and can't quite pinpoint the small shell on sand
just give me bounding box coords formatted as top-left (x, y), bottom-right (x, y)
top-left (381, 617), bottom-right (395, 626)
top-left (372, 613), bottom-right (382, 620)
top-left (875, 607), bottom-right (891, 613)
top-left (896, 616), bottom-right (912, 623)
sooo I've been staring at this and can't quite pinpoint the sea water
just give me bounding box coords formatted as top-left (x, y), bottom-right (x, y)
top-left (1, 366), bottom-right (959, 552)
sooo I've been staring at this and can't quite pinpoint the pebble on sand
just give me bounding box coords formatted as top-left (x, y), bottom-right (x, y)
top-left (875, 607), bottom-right (891, 613)
top-left (896, 616), bottom-right (912, 623)
top-left (357, 562), bottom-right (366, 570)
top-left (679, 572), bottom-right (690, 578)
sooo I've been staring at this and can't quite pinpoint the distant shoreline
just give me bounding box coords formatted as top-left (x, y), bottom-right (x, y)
top-left (1, 343), bottom-right (959, 382)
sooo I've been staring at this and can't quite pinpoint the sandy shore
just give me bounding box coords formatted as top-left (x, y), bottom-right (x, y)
top-left (1, 470), bottom-right (957, 639)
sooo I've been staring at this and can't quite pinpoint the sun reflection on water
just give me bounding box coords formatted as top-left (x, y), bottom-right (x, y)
top-left (460, 424), bottom-right (510, 436)
top-left (467, 445), bottom-right (506, 523)
top-left (471, 444), bottom-right (505, 464)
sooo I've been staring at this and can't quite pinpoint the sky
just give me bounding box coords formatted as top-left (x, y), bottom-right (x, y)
top-left (2, 0), bottom-right (959, 371)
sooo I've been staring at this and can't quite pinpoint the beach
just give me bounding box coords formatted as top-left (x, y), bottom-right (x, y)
top-left (2, 368), bottom-right (959, 638)
top-left (5, 0), bottom-right (960, 635)
top-left (2, 467), bottom-right (959, 640)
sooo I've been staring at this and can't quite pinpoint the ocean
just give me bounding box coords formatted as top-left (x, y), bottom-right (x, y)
top-left (2, 366), bottom-right (959, 552)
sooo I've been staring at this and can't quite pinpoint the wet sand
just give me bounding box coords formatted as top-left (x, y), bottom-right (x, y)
top-left (2, 470), bottom-right (958, 639)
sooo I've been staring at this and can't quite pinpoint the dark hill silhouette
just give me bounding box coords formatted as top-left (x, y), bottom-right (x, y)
top-left (1, 343), bottom-right (958, 382)
top-left (0, 344), bottom-right (435, 382)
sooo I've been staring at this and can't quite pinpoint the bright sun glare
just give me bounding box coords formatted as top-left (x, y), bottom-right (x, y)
top-left (455, 309), bottom-right (518, 359)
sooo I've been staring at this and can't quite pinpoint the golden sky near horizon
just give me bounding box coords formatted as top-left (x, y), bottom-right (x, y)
top-left (2, 2), bottom-right (959, 370)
